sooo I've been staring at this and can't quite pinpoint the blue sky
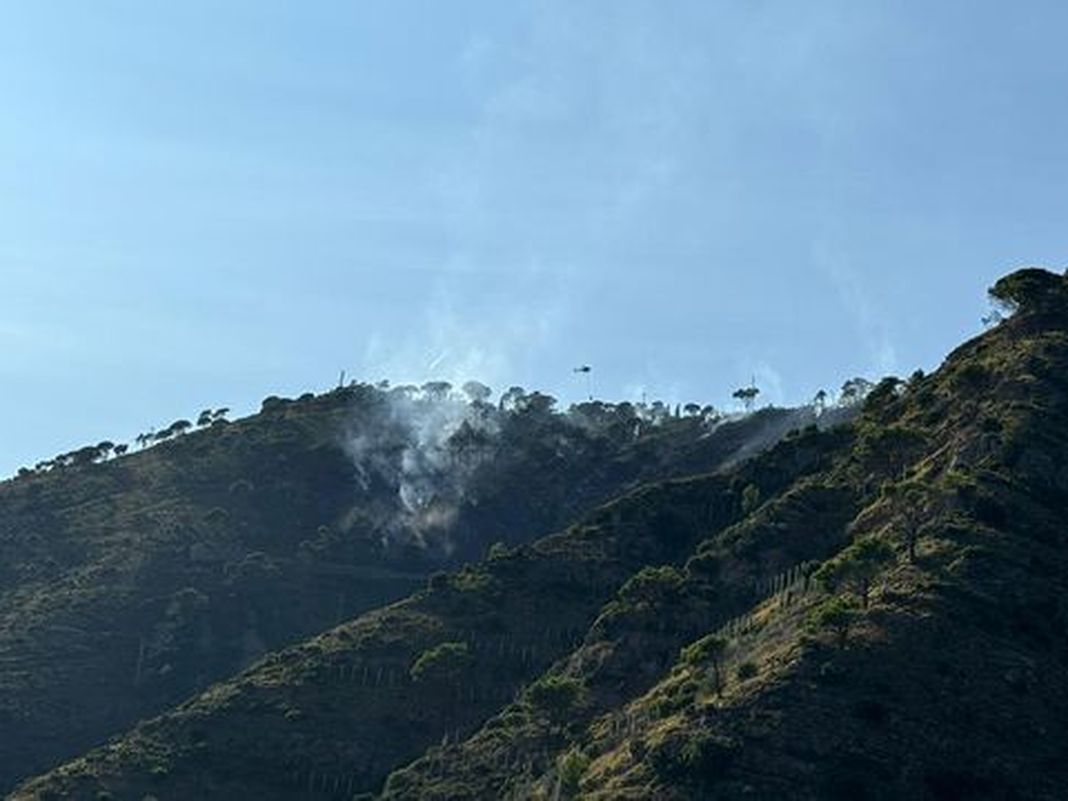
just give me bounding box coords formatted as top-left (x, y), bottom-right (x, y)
top-left (2, 1), bottom-right (1067, 475)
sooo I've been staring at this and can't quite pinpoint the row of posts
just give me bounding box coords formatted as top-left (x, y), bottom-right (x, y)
top-left (323, 628), bottom-right (584, 687)
top-left (716, 561), bottom-right (817, 639)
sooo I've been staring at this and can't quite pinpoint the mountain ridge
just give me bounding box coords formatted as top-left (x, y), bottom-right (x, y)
top-left (7, 268), bottom-right (1068, 800)
top-left (0, 378), bottom-right (836, 796)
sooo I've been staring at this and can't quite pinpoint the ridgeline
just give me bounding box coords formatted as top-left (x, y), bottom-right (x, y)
top-left (5, 269), bottom-right (1068, 800)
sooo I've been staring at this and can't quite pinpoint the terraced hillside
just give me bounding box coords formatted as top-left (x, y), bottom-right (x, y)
top-left (11, 268), bottom-right (1068, 801)
top-left (383, 269), bottom-right (1068, 801)
top-left (0, 379), bottom-right (823, 795)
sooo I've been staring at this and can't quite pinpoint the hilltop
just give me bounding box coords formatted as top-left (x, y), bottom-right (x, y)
top-left (0, 376), bottom-right (834, 796)
top-left (7, 267), bottom-right (1068, 800)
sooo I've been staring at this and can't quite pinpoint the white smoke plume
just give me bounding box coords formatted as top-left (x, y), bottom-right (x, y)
top-left (343, 383), bottom-right (499, 555)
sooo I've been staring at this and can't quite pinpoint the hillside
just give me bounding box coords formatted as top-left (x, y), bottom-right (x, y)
top-left (10, 268), bottom-right (1068, 801)
top-left (0, 380), bottom-right (827, 795)
top-left (380, 270), bottom-right (1068, 800)
top-left (5, 271), bottom-right (1066, 800)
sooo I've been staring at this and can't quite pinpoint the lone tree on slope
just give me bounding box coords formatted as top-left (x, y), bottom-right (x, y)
top-left (883, 479), bottom-right (940, 563)
top-left (988, 267), bottom-right (1067, 316)
top-left (815, 535), bottom-right (895, 609)
top-left (732, 385), bottom-right (760, 413)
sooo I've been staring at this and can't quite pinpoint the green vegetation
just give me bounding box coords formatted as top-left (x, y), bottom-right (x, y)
top-left (806, 596), bottom-right (859, 647)
top-left (410, 641), bottom-right (471, 684)
top-left (526, 675), bottom-right (586, 723)
top-left (814, 535), bottom-right (895, 608)
top-left (0, 378), bottom-right (817, 795)
top-left (8, 268), bottom-right (1068, 801)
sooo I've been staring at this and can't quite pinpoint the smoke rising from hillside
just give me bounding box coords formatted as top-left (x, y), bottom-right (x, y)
top-left (338, 376), bottom-right (854, 559)
top-left (344, 385), bottom-right (498, 554)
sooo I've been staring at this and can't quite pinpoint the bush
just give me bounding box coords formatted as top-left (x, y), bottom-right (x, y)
top-left (260, 395), bottom-right (288, 413)
top-left (806, 596), bottom-right (858, 647)
top-left (526, 675), bottom-right (585, 722)
top-left (619, 566), bottom-right (685, 604)
top-left (410, 641), bottom-right (470, 684)
top-left (814, 536), bottom-right (894, 608)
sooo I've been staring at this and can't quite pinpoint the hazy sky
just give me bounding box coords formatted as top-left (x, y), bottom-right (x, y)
top-left (3, 1), bottom-right (1067, 475)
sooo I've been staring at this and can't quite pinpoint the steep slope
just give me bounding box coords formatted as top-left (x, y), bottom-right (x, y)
top-left (0, 383), bottom-right (821, 794)
top-left (378, 269), bottom-right (1068, 800)
top-left (7, 422), bottom-right (847, 800)
top-left (18, 268), bottom-right (1065, 801)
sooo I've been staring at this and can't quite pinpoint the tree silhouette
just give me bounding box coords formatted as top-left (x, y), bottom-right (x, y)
top-left (682, 634), bottom-right (728, 695)
top-left (839, 377), bottom-right (873, 406)
top-left (732, 386), bottom-right (760, 413)
top-left (447, 420), bottom-right (493, 466)
top-left (856, 423), bottom-right (925, 481)
top-left (71, 446), bottom-right (99, 467)
top-left (807, 596), bottom-right (858, 647)
top-left (813, 389), bottom-right (828, 415)
top-left (988, 268), bottom-right (1065, 316)
top-left (526, 675), bottom-right (584, 725)
top-left (460, 380), bottom-right (492, 404)
top-left (883, 480), bottom-right (939, 563)
top-left (421, 381), bottom-right (452, 402)
top-left (499, 386), bottom-right (527, 412)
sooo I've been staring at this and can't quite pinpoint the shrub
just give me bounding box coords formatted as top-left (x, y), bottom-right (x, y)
top-left (806, 596), bottom-right (858, 647)
top-left (682, 634), bottom-right (727, 694)
top-left (814, 536), bottom-right (894, 608)
top-left (410, 641), bottom-right (470, 684)
top-left (526, 675), bottom-right (585, 722)
top-left (619, 566), bottom-right (685, 604)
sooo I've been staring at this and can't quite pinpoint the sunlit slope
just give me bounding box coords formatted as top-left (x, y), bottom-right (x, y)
top-left (15, 269), bottom-right (1068, 801)
top-left (382, 270), bottom-right (1068, 801)
top-left (0, 380), bottom-right (816, 794)
top-left (9, 418), bottom-right (845, 800)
